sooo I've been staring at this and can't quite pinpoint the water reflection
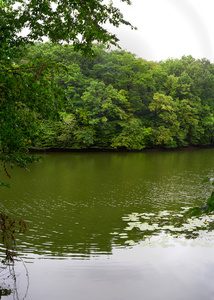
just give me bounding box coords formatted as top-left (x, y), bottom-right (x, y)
top-left (1, 149), bottom-right (214, 259)
top-left (0, 256), bottom-right (29, 300)
top-left (6, 245), bottom-right (214, 300)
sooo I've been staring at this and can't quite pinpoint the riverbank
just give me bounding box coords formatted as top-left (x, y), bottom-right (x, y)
top-left (29, 144), bottom-right (214, 153)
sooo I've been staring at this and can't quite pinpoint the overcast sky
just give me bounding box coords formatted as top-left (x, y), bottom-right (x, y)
top-left (108, 0), bottom-right (214, 62)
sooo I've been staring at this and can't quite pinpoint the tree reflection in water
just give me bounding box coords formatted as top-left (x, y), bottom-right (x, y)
top-left (0, 258), bottom-right (29, 300)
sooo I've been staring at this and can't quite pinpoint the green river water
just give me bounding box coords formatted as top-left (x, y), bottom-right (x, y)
top-left (1, 149), bottom-right (214, 300)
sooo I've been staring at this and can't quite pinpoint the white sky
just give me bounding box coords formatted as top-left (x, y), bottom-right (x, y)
top-left (108, 0), bottom-right (214, 62)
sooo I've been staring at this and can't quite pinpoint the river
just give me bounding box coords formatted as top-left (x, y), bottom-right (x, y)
top-left (1, 149), bottom-right (214, 299)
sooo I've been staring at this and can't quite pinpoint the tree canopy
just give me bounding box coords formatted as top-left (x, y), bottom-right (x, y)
top-left (16, 43), bottom-right (214, 151)
top-left (0, 0), bottom-right (134, 184)
top-left (1, 0), bottom-right (134, 60)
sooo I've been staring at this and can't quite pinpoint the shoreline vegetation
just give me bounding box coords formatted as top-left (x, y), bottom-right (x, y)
top-left (3, 43), bottom-right (214, 157)
top-left (15, 43), bottom-right (214, 153)
top-left (29, 144), bottom-right (214, 153)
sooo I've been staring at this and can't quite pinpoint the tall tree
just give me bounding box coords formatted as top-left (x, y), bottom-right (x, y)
top-left (149, 93), bottom-right (179, 147)
top-left (77, 80), bottom-right (133, 147)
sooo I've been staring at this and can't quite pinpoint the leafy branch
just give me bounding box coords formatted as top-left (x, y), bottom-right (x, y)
top-left (0, 213), bottom-right (27, 263)
top-left (185, 177), bottom-right (214, 217)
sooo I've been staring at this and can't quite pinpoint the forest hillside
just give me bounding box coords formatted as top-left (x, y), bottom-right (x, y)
top-left (13, 43), bottom-right (214, 150)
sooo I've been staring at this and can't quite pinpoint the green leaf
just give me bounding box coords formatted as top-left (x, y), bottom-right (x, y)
top-left (207, 192), bottom-right (214, 205)
top-left (0, 183), bottom-right (10, 188)
top-left (202, 177), bottom-right (210, 183)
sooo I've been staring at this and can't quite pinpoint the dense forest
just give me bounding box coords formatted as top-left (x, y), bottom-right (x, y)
top-left (3, 43), bottom-right (214, 152)
top-left (21, 43), bottom-right (214, 150)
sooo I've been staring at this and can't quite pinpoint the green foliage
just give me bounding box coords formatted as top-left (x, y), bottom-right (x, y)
top-left (0, 59), bottom-right (66, 191)
top-left (0, 0), bottom-right (134, 60)
top-left (1, 0), bottom-right (134, 154)
top-left (1, 0), bottom-right (135, 175)
top-left (34, 119), bottom-right (60, 148)
top-left (0, 182), bottom-right (10, 188)
top-left (17, 43), bottom-right (214, 151)
top-left (57, 113), bottom-right (76, 147)
top-left (111, 119), bottom-right (154, 150)
top-left (2, 2), bottom-right (214, 154)
top-left (73, 128), bottom-right (95, 148)
top-left (74, 80), bottom-right (133, 148)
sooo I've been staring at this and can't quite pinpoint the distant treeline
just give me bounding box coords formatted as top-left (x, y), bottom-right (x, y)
top-left (23, 43), bottom-right (214, 150)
